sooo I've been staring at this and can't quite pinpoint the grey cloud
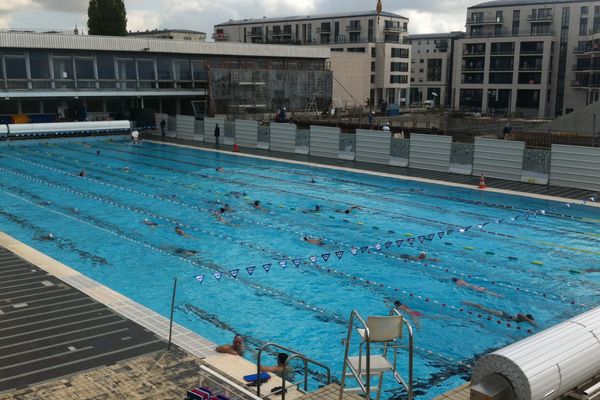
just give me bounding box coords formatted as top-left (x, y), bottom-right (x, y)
top-left (33, 0), bottom-right (88, 13)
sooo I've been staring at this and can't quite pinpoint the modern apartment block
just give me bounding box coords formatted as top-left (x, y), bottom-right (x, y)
top-left (407, 32), bottom-right (464, 107)
top-left (128, 29), bottom-right (207, 42)
top-left (214, 11), bottom-right (411, 109)
top-left (452, 0), bottom-right (600, 118)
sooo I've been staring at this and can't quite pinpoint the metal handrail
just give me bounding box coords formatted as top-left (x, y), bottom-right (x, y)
top-left (256, 342), bottom-right (331, 400)
top-left (339, 310), bottom-right (370, 399)
top-left (390, 307), bottom-right (414, 400)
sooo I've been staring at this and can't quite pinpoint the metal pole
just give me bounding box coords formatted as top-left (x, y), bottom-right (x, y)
top-left (167, 277), bottom-right (177, 350)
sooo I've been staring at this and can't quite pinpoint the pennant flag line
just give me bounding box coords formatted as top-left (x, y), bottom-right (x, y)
top-left (191, 193), bottom-right (598, 283)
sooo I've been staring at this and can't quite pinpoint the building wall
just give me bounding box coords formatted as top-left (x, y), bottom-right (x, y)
top-left (214, 12), bottom-right (411, 109)
top-left (452, 0), bottom-right (600, 118)
top-left (129, 30), bottom-right (207, 41)
top-left (329, 52), bottom-right (370, 107)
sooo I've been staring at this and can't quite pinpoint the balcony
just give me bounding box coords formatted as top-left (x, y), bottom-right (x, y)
top-left (490, 65), bottom-right (514, 71)
top-left (467, 29), bottom-right (553, 38)
top-left (462, 65), bottom-right (485, 71)
top-left (316, 27), bottom-right (331, 33)
top-left (212, 32), bottom-right (229, 41)
top-left (519, 65), bottom-right (543, 71)
top-left (346, 24), bottom-right (361, 32)
top-left (466, 16), bottom-right (504, 25)
top-left (384, 23), bottom-right (405, 32)
top-left (520, 48), bottom-right (544, 55)
top-left (463, 48), bottom-right (486, 56)
top-left (572, 80), bottom-right (600, 88)
top-left (491, 49), bottom-right (514, 55)
top-left (247, 30), bottom-right (263, 37)
top-left (527, 14), bottom-right (553, 23)
top-left (572, 63), bottom-right (600, 71)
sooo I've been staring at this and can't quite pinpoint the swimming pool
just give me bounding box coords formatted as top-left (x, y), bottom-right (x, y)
top-left (0, 138), bottom-right (598, 399)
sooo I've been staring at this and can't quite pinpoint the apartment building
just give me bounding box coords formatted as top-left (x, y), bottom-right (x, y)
top-left (128, 29), bottom-right (207, 42)
top-left (408, 32), bottom-right (464, 107)
top-left (214, 11), bottom-right (411, 109)
top-left (452, 0), bottom-right (600, 118)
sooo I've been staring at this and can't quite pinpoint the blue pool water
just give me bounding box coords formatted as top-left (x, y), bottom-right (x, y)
top-left (0, 138), bottom-right (598, 399)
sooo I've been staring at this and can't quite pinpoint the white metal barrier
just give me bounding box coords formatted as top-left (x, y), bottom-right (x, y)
top-left (409, 133), bottom-right (452, 172)
top-left (235, 119), bottom-right (258, 149)
top-left (270, 123), bottom-right (297, 153)
top-left (550, 145), bottom-right (600, 191)
top-left (473, 138), bottom-right (525, 181)
top-left (355, 129), bottom-right (391, 165)
top-left (309, 125), bottom-right (340, 158)
top-left (204, 117), bottom-right (225, 144)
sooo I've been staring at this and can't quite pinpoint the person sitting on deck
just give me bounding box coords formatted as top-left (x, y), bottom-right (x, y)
top-left (462, 301), bottom-right (537, 326)
top-left (216, 334), bottom-right (245, 356)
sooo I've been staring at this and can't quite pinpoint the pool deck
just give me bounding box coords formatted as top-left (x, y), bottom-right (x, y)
top-left (145, 134), bottom-right (598, 206)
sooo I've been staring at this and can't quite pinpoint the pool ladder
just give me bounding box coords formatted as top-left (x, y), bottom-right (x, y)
top-left (338, 308), bottom-right (414, 400)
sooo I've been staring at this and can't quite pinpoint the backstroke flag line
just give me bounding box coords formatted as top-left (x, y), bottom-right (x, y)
top-left (377, 0), bottom-right (383, 22)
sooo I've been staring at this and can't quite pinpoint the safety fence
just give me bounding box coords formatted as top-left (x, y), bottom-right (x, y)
top-left (153, 115), bottom-right (600, 191)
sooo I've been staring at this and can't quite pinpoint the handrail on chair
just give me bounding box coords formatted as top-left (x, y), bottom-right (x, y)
top-left (340, 310), bottom-right (371, 397)
top-left (390, 307), bottom-right (414, 400)
top-left (256, 342), bottom-right (331, 400)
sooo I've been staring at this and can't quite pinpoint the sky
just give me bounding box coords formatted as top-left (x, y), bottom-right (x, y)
top-left (0, 0), bottom-right (473, 36)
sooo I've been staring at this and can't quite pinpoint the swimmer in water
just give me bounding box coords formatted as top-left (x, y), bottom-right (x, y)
top-left (216, 167), bottom-right (224, 172)
top-left (389, 299), bottom-right (421, 329)
top-left (40, 233), bottom-right (55, 241)
top-left (143, 218), bottom-right (159, 227)
top-left (303, 205), bottom-right (321, 213)
top-left (96, 150), bottom-right (100, 155)
top-left (39, 201), bottom-right (52, 206)
top-left (212, 208), bottom-right (227, 223)
top-left (223, 204), bottom-right (233, 212)
top-left (452, 278), bottom-right (502, 298)
top-left (401, 252), bottom-right (440, 262)
top-left (252, 200), bottom-right (268, 211)
top-left (303, 236), bottom-right (324, 246)
top-left (174, 248), bottom-right (198, 257)
top-left (78, 169), bottom-right (85, 177)
top-left (337, 205), bottom-right (361, 214)
top-left (175, 226), bottom-right (189, 237)
top-left (462, 301), bottom-right (537, 326)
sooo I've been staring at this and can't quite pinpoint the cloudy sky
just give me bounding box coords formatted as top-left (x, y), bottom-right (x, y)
top-left (0, 0), bottom-right (472, 35)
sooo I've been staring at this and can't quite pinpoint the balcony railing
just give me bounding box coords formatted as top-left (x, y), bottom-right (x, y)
top-left (463, 49), bottom-right (486, 56)
top-left (316, 27), bottom-right (331, 33)
top-left (490, 65), bottom-right (514, 71)
top-left (571, 80), bottom-right (600, 88)
top-left (462, 66), bottom-right (485, 71)
top-left (490, 49), bottom-right (515, 55)
top-left (346, 24), bottom-right (361, 32)
top-left (519, 65), bottom-right (543, 71)
top-left (248, 30), bottom-right (263, 37)
top-left (466, 16), bottom-right (504, 25)
top-left (383, 24), bottom-right (405, 32)
top-left (520, 48), bottom-right (544, 55)
top-left (467, 29), bottom-right (554, 38)
top-left (527, 14), bottom-right (553, 22)
top-left (212, 32), bottom-right (229, 40)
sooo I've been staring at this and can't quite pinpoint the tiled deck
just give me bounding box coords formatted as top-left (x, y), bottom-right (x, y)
top-left (433, 383), bottom-right (471, 400)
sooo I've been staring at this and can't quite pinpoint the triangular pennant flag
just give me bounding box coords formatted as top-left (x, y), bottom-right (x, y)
top-left (230, 269), bottom-right (239, 278)
top-left (246, 266), bottom-right (256, 276)
top-left (374, 244), bottom-right (382, 250)
top-left (385, 242), bottom-right (392, 249)
top-left (279, 261), bottom-right (287, 269)
top-left (437, 232), bottom-right (445, 239)
top-left (566, 203), bottom-right (571, 208)
top-left (427, 234), bottom-right (435, 241)
top-left (464, 226), bottom-right (472, 232)
top-left (293, 259), bottom-right (302, 267)
top-left (459, 228), bottom-right (466, 233)
top-left (322, 253), bottom-right (331, 262)
top-left (524, 214), bottom-right (529, 220)
top-left (309, 256), bottom-right (317, 262)
top-left (262, 264), bottom-right (272, 273)
top-left (482, 222), bottom-right (490, 226)
top-left (510, 217), bottom-right (516, 222)
top-left (540, 210), bottom-right (546, 214)
top-left (396, 239), bottom-right (404, 247)
top-left (214, 272), bottom-right (223, 280)
top-left (350, 248), bottom-right (358, 255)
top-left (361, 246), bottom-right (369, 253)
top-left (335, 251), bottom-right (344, 259)
top-left (407, 238), bottom-right (416, 245)
top-left (477, 224), bottom-right (483, 229)
top-left (195, 275), bottom-right (205, 283)
top-left (446, 229), bottom-right (454, 236)
top-left (418, 236), bottom-right (425, 243)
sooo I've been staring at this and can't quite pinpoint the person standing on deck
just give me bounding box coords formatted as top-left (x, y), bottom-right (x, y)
top-left (160, 119), bottom-right (166, 141)
top-left (214, 123), bottom-right (221, 146)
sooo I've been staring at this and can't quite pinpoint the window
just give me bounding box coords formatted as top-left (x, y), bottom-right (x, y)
top-left (137, 59), bottom-right (155, 80)
top-left (75, 58), bottom-right (95, 79)
top-left (496, 10), bottom-right (503, 22)
top-left (29, 50), bottom-right (50, 79)
top-left (420, 59), bottom-right (424, 63)
top-left (391, 48), bottom-right (409, 58)
top-left (5, 56), bottom-right (27, 79)
top-left (52, 57), bottom-right (73, 80)
top-left (96, 53), bottom-right (115, 79)
top-left (582, 6), bottom-right (588, 15)
top-left (371, 62), bottom-right (376, 72)
top-left (331, 48), bottom-right (344, 52)
top-left (347, 47), bottom-right (366, 52)
top-left (390, 62), bottom-right (408, 72)
top-left (390, 75), bottom-right (408, 84)
top-left (427, 59), bottom-right (443, 81)
top-left (580, 18), bottom-right (588, 35)
top-left (156, 56), bottom-right (173, 80)
top-left (471, 12), bottom-right (483, 22)
top-left (183, 36), bottom-right (192, 40)
top-left (371, 47), bottom-right (376, 57)
top-left (174, 60), bottom-right (191, 80)
top-left (370, 75), bottom-right (375, 84)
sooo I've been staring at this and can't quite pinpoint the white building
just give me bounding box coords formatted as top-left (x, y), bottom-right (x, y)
top-left (128, 29), bottom-right (207, 42)
top-left (408, 32), bottom-right (464, 107)
top-left (452, 0), bottom-right (600, 118)
top-left (213, 10), bottom-right (411, 110)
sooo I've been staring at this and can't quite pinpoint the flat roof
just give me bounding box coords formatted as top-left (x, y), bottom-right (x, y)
top-left (215, 10), bottom-right (407, 27)
top-left (0, 32), bottom-right (330, 59)
top-left (470, 0), bottom-right (585, 9)
top-left (128, 29), bottom-right (206, 35)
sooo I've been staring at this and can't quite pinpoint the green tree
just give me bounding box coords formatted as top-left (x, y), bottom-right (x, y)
top-left (87, 0), bottom-right (128, 36)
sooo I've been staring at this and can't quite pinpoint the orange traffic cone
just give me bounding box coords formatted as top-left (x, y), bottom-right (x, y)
top-left (233, 143), bottom-right (239, 152)
top-left (479, 174), bottom-right (487, 190)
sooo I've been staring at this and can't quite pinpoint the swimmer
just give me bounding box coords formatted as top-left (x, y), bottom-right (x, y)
top-left (228, 191), bottom-right (247, 198)
top-left (400, 252), bottom-right (440, 262)
top-left (387, 299), bottom-right (421, 329)
top-left (39, 201), bottom-right (52, 206)
top-left (310, 177), bottom-right (316, 183)
top-left (40, 233), bottom-right (55, 241)
top-left (78, 169), bottom-right (85, 177)
top-left (337, 205), bottom-right (361, 214)
top-left (583, 268), bottom-right (600, 273)
top-left (252, 200), bottom-right (267, 211)
top-left (143, 218), bottom-right (159, 227)
top-left (212, 209), bottom-right (227, 223)
top-left (303, 205), bottom-right (321, 213)
top-left (303, 236), bottom-right (324, 246)
top-left (216, 167), bottom-right (224, 172)
top-left (175, 226), bottom-right (189, 237)
top-left (452, 278), bottom-right (502, 298)
top-left (96, 150), bottom-right (100, 155)
top-left (223, 204), bottom-right (233, 212)
top-left (462, 301), bottom-right (537, 326)
top-left (174, 248), bottom-right (198, 257)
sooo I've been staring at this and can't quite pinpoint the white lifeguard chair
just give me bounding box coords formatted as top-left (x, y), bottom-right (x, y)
top-left (338, 308), bottom-right (414, 400)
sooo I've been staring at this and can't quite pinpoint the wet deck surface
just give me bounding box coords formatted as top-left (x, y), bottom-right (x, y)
top-left (0, 246), bottom-right (165, 394)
